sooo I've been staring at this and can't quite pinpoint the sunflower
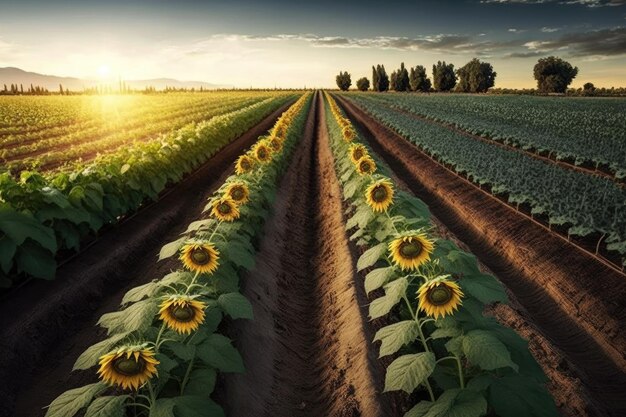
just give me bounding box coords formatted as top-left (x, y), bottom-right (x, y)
top-left (254, 143), bottom-right (272, 163)
top-left (365, 179), bottom-right (394, 212)
top-left (98, 345), bottom-right (159, 390)
top-left (179, 240), bottom-right (220, 274)
top-left (417, 277), bottom-right (464, 319)
top-left (356, 156), bottom-right (377, 175)
top-left (235, 155), bottom-right (254, 175)
top-left (159, 295), bottom-right (206, 334)
top-left (224, 182), bottom-right (250, 205)
top-left (342, 126), bottom-right (356, 142)
top-left (269, 137), bottom-right (283, 152)
top-left (388, 233), bottom-right (434, 270)
top-left (349, 144), bottom-right (367, 164)
top-left (211, 196), bottom-right (240, 222)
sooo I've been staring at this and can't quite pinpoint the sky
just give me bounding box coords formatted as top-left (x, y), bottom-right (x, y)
top-left (0, 0), bottom-right (624, 88)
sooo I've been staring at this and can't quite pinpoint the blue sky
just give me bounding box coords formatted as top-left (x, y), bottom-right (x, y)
top-left (0, 0), bottom-right (624, 87)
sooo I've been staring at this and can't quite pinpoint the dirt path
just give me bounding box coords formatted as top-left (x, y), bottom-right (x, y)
top-left (0, 101), bottom-right (293, 417)
top-left (334, 94), bottom-right (626, 417)
top-left (221, 93), bottom-right (394, 417)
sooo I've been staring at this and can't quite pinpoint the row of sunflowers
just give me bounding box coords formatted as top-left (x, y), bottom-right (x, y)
top-left (324, 92), bottom-right (559, 417)
top-left (44, 93), bottom-right (312, 417)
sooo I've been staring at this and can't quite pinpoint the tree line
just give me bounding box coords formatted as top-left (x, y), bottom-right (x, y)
top-left (336, 56), bottom-right (583, 95)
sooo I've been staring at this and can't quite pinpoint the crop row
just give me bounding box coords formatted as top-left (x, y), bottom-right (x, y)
top-left (345, 94), bottom-right (626, 266)
top-left (1, 93), bottom-right (277, 170)
top-left (351, 93), bottom-right (626, 177)
top-left (0, 94), bottom-right (295, 288)
top-left (44, 92), bottom-right (312, 417)
top-left (325, 92), bottom-right (557, 417)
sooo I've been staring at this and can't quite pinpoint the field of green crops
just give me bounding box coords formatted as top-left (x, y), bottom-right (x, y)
top-left (1, 91), bottom-right (624, 417)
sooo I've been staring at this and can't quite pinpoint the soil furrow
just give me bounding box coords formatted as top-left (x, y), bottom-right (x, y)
top-left (0, 101), bottom-right (294, 417)
top-left (221, 93), bottom-right (392, 416)
top-left (334, 94), bottom-right (626, 417)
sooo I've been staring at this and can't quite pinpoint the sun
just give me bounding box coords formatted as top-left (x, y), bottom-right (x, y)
top-left (97, 64), bottom-right (111, 78)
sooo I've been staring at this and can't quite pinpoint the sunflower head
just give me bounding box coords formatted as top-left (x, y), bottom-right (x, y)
top-left (224, 182), bottom-right (250, 205)
top-left (356, 156), bottom-right (377, 175)
top-left (349, 144), bottom-right (367, 164)
top-left (365, 179), bottom-right (394, 212)
top-left (211, 196), bottom-right (240, 222)
top-left (342, 126), bottom-right (356, 142)
top-left (179, 240), bottom-right (220, 274)
top-left (98, 345), bottom-right (159, 390)
top-left (254, 143), bottom-right (272, 163)
top-left (417, 276), bottom-right (464, 319)
top-left (389, 233), bottom-right (434, 270)
top-left (159, 295), bottom-right (206, 334)
top-left (235, 155), bottom-right (254, 175)
top-left (269, 137), bottom-right (283, 152)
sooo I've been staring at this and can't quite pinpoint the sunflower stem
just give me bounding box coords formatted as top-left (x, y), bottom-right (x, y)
top-left (146, 381), bottom-right (156, 411)
top-left (208, 220), bottom-right (223, 242)
top-left (154, 323), bottom-right (166, 350)
top-left (180, 356), bottom-right (195, 395)
top-left (128, 403), bottom-right (151, 411)
top-left (455, 355), bottom-right (465, 389)
top-left (385, 211), bottom-right (400, 235)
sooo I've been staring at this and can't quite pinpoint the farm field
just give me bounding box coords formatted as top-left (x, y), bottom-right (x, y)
top-left (0, 90), bottom-right (625, 417)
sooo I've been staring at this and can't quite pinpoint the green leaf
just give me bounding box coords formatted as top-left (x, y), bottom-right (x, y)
top-left (41, 186), bottom-right (71, 208)
top-left (404, 401), bottom-right (433, 417)
top-left (357, 242), bottom-right (387, 271)
top-left (431, 327), bottom-right (462, 340)
top-left (196, 333), bottom-right (244, 373)
top-left (121, 281), bottom-right (160, 305)
top-left (442, 250), bottom-right (481, 276)
top-left (74, 332), bottom-right (131, 371)
top-left (173, 395), bottom-right (225, 417)
top-left (0, 235), bottom-right (17, 273)
top-left (84, 395), bottom-right (129, 417)
top-left (385, 352), bottom-right (436, 393)
top-left (489, 376), bottom-right (558, 417)
top-left (462, 330), bottom-right (518, 372)
top-left (218, 293), bottom-right (253, 320)
top-left (365, 267), bottom-right (395, 294)
top-left (159, 236), bottom-right (188, 261)
top-left (374, 320), bottom-right (419, 357)
top-left (44, 383), bottom-right (107, 417)
top-left (16, 241), bottom-right (57, 280)
top-left (445, 336), bottom-right (464, 357)
top-left (0, 203), bottom-right (57, 250)
top-left (151, 398), bottom-right (175, 417)
top-left (170, 342), bottom-right (196, 361)
top-left (422, 389), bottom-right (487, 417)
top-left (97, 299), bottom-right (158, 335)
top-left (223, 240), bottom-right (255, 270)
top-left (369, 277), bottom-right (408, 320)
top-left (460, 274), bottom-right (508, 304)
top-left (184, 368), bottom-right (217, 396)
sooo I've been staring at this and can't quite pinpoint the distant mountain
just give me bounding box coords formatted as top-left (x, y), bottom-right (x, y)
top-left (0, 67), bottom-right (229, 91)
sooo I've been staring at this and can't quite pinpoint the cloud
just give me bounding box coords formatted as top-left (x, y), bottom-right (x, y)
top-left (541, 27), bottom-right (560, 32)
top-left (480, 0), bottom-right (625, 6)
top-left (505, 51), bottom-right (548, 57)
top-left (523, 27), bottom-right (626, 56)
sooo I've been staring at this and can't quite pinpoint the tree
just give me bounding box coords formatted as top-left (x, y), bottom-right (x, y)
top-left (373, 64), bottom-right (390, 92)
top-left (372, 66), bottom-right (379, 91)
top-left (390, 62), bottom-right (410, 92)
top-left (583, 82), bottom-right (595, 96)
top-left (59, 84), bottom-right (64, 95)
top-left (336, 71), bottom-right (352, 91)
top-left (533, 56), bottom-right (578, 94)
top-left (409, 65), bottom-right (431, 92)
top-left (456, 58), bottom-right (497, 93)
top-left (356, 77), bottom-right (370, 91)
top-left (432, 61), bottom-right (456, 92)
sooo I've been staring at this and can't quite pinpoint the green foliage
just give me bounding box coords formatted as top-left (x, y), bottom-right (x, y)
top-left (336, 71), bottom-right (352, 91)
top-left (432, 61), bottom-right (457, 92)
top-left (409, 65), bottom-right (432, 92)
top-left (534, 56), bottom-right (578, 93)
top-left (356, 77), bottom-right (370, 91)
top-left (455, 58), bottom-right (496, 93)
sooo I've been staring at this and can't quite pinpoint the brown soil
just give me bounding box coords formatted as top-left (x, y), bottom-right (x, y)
top-left (220, 93), bottom-right (395, 416)
top-left (335, 94), bottom-right (626, 417)
top-left (372, 146), bottom-right (601, 417)
top-left (0, 102), bottom-right (293, 417)
top-left (383, 102), bottom-right (625, 186)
